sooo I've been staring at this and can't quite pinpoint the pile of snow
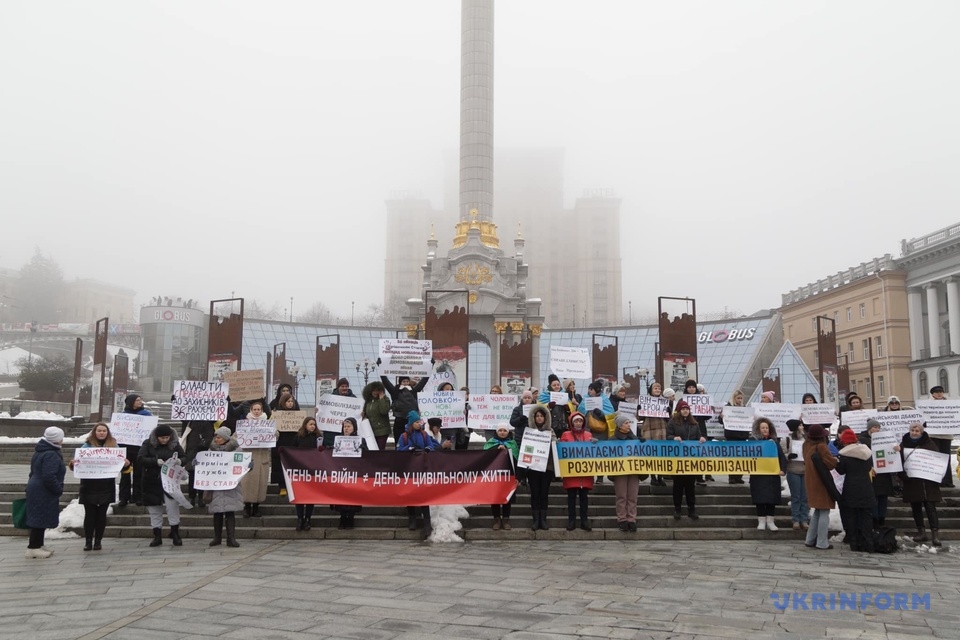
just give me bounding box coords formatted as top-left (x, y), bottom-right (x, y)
top-left (0, 410), bottom-right (70, 421)
top-left (427, 505), bottom-right (469, 543)
top-left (47, 499), bottom-right (83, 539)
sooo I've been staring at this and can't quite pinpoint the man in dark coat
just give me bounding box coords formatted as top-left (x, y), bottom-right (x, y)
top-left (25, 427), bottom-right (66, 558)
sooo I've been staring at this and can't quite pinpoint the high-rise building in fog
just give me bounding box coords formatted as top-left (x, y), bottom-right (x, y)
top-left (385, 147), bottom-right (623, 327)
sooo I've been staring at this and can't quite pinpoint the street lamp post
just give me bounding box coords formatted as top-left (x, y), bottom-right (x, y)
top-left (355, 358), bottom-right (377, 385)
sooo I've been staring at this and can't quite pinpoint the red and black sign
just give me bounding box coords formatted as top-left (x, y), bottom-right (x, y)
top-left (278, 448), bottom-right (517, 506)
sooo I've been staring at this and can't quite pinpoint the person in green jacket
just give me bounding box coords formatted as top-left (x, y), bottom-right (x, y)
top-left (362, 381), bottom-right (392, 450)
top-left (484, 422), bottom-right (519, 530)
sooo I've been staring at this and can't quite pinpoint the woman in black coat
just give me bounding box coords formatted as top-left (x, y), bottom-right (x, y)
top-left (896, 423), bottom-right (943, 547)
top-left (835, 428), bottom-right (877, 551)
top-left (293, 416), bottom-right (321, 531)
top-left (139, 424), bottom-right (186, 548)
top-left (71, 423), bottom-right (130, 551)
top-left (25, 427), bottom-right (67, 559)
top-left (748, 417), bottom-right (787, 531)
top-left (858, 419), bottom-right (894, 527)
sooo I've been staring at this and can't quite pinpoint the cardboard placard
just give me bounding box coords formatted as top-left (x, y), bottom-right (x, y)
top-left (222, 370), bottom-right (265, 402)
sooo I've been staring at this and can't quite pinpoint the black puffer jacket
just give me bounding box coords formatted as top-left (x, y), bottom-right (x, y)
top-left (380, 375), bottom-right (428, 418)
top-left (836, 443), bottom-right (877, 509)
top-left (138, 430), bottom-right (185, 506)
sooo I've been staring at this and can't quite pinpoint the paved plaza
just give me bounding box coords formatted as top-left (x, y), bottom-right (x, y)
top-left (1, 534), bottom-right (959, 640)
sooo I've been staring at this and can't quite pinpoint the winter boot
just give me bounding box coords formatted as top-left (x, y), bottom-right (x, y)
top-left (502, 518), bottom-right (511, 530)
top-left (296, 518), bottom-right (304, 532)
top-left (421, 510), bottom-right (432, 540)
top-left (243, 503), bottom-right (251, 518)
top-left (492, 518), bottom-right (501, 530)
top-left (580, 519), bottom-right (592, 532)
top-left (210, 513), bottom-right (224, 546)
top-left (150, 527), bottom-right (163, 547)
top-left (757, 517), bottom-right (766, 530)
top-left (688, 508), bottom-right (699, 520)
top-left (913, 527), bottom-right (928, 543)
top-left (346, 513), bottom-right (355, 529)
top-left (338, 513), bottom-right (348, 530)
top-left (566, 519), bottom-right (576, 531)
top-left (673, 510), bottom-right (682, 520)
top-left (531, 509), bottom-right (539, 531)
top-left (250, 504), bottom-right (261, 518)
top-left (93, 538), bottom-right (102, 551)
top-left (303, 516), bottom-right (312, 532)
top-left (226, 513), bottom-right (239, 547)
top-left (170, 524), bottom-right (183, 546)
top-left (84, 537), bottom-right (93, 551)
top-left (766, 516), bottom-right (779, 532)
top-left (539, 511), bottom-right (549, 530)
top-left (407, 507), bottom-right (418, 530)
top-left (931, 529), bottom-right (942, 547)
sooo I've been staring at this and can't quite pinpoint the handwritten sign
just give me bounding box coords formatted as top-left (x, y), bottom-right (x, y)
top-left (192, 450), bottom-right (252, 490)
top-left (720, 406), bottom-right (755, 432)
top-left (638, 396), bottom-right (670, 419)
top-left (903, 447), bottom-right (950, 482)
top-left (419, 390), bottom-right (467, 429)
top-left (518, 428), bottom-right (552, 472)
top-left (681, 394), bottom-right (713, 417)
top-left (109, 413), bottom-right (159, 446)
top-left (171, 381), bottom-right (229, 421)
top-left (235, 420), bottom-right (277, 448)
top-left (468, 394), bottom-right (517, 430)
top-left (72, 448), bottom-right (127, 479)
top-left (752, 403), bottom-right (801, 438)
top-left (222, 370), bottom-right (265, 402)
top-left (800, 403), bottom-right (836, 425)
top-left (273, 410), bottom-right (309, 433)
top-left (870, 431), bottom-right (903, 474)
top-left (333, 436), bottom-right (363, 457)
top-left (917, 400), bottom-right (960, 436)
top-left (315, 395), bottom-right (364, 433)
top-left (549, 346), bottom-right (591, 379)
top-left (378, 339), bottom-right (433, 378)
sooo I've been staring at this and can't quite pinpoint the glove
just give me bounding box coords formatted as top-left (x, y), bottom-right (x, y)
top-left (591, 408), bottom-right (604, 420)
top-left (376, 358), bottom-right (382, 365)
top-left (590, 438), bottom-right (598, 444)
top-left (170, 394), bottom-right (177, 402)
top-left (548, 401), bottom-right (556, 408)
top-left (430, 358), bottom-right (436, 365)
top-left (788, 453), bottom-right (798, 460)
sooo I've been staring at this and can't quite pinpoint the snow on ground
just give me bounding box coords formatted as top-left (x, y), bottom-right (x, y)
top-left (0, 410), bottom-right (70, 421)
top-left (0, 347), bottom-right (41, 376)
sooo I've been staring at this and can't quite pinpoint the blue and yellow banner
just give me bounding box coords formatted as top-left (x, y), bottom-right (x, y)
top-left (555, 440), bottom-right (781, 477)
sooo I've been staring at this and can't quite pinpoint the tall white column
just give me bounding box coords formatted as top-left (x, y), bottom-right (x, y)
top-left (925, 283), bottom-right (941, 358)
top-left (908, 287), bottom-right (924, 360)
top-left (946, 278), bottom-right (960, 355)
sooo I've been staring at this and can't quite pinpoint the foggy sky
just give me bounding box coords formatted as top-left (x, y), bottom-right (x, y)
top-left (2, 1), bottom-right (958, 323)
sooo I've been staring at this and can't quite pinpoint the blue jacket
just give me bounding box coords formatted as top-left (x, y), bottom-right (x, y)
top-left (397, 429), bottom-right (439, 451)
top-left (26, 439), bottom-right (66, 529)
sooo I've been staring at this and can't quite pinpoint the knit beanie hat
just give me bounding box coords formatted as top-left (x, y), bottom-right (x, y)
top-left (427, 417), bottom-right (442, 429)
top-left (215, 426), bottom-right (232, 441)
top-left (807, 424), bottom-right (827, 440)
top-left (43, 426), bottom-right (64, 445)
top-left (406, 411), bottom-right (422, 428)
top-left (154, 424), bottom-right (175, 438)
top-left (547, 374), bottom-right (560, 385)
top-left (675, 400), bottom-right (690, 412)
top-left (588, 380), bottom-right (604, 395)
top-left (337, 378), bottom-right (350, 388)
top-left (568, 412), bottom-right (585, 429)
top-left (840, 429), bottom-right (859, 445)
top-left (614, 414), bottom-right (632, 430)
top-left (761, 391), bottom-right (776, 402)
top-left (663, 388), bottom-right (676, 399)
top-left (865, 418), bottom-right (881, 431)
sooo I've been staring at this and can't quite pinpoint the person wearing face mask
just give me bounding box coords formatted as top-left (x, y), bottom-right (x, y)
top-left (484, 423), bottom-right (519, 530)
top-left (70, 423), bottom-right (130, 551)
top-left (895, 422), bottom-right (943, 546)
top-left (379, 363), bottom-right (432, 447)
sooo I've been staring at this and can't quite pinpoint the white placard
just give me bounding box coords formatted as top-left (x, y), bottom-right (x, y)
top-left (916, 400), bottom-right (960, 436)
top-left (705, 405), bottom-right (724, 439)
top-left (522, 404), bottom-right (536, 419)
top-left (549, 346), bottom-right (591, 379)
top-left (517, 428), bottom-right (552, 472)
top-left (419, 390), bottom-right (467, 429)
top-left (870, 431), bottom-right (903, 474)
top-left (72, 447), bottom-right (127, 479)
top-left (839, 409), bottom-right (879, 433)
top-left (752, 403), bottom-right (801, 438)
top-left (800, 403), bottom-right (837, 425)
top-left (160, 455), bottom-right (192, 509)
top-left (903, 447), bottom-right (950, 482)
top-left (358, 419), bottom-right (378, 451)
top-left (617, 402), bottom-right (638, 420)
top-left (171, 380), bottom-right (229, 421)
top-left (638, 395), bottom-right (671, 418)
top-left (549, 391), bottom-right (568, 405)
top-left (790, 440), bottom-right (804, 458)
top-left (722, 406), bottom-right (756, 432)
top-left (333, 435), bottom-right (363, 457)
top-left (832, 469), bottom-right (845, 495)
top-left (315, 395), bottom-right (364, 433)
top-left (109, 413), bottom-right (160, 446)
top-left (378, 338), bottom-right (433, 378)
top-left (192, 450), bottom-right (252, 490)
top-left (682, 394), bottom-right (714, 417)
top-left (235, 420), bottom-right (277, 449)
top-left (584, 397), bottom-right (603, 412)
top-left (874, 410), bottom-right (926, 438)
top-left (468, 394), bottom-right (518, 430)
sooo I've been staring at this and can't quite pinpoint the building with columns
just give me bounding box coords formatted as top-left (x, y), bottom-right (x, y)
top-left (780, 255), bottom-right (912, 407)
top-left (901, 223), bottom-right (960, 399)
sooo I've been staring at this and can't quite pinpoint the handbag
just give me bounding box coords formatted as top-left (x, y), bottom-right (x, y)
top-left (12, 498), bottom-right (28, 530)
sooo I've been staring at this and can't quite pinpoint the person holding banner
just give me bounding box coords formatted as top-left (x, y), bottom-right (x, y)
top-left (334, 418), bottom-right (367, 530)
top-left (896, 422), bottom-right (943, 546)
top-left (685, 380), bottom-right (712, 485)
top-left (577, 380), bottom-right (616, 442)
top-left (240, 400), bottom-right (272, 518)
top-left (206, 427), bottom-right (243, 548)
top-left (612, 414), bottom-right (641, 532)
top-left (71, 423), bottom-right (130, 551)
top-left (640, 382), bottom-right (669, 487)
top-left (802, 424), bottom-right (838, 550)
top-left (379, 366), bottom-right (431, 447)
top-left (397, 411), bottom-right (440, 538)
top-left (118, 393), bottom-right (151, 508)
top-left (722, 390), bottom-right (749, 485)
top-left (560, 412), bottom-right (596, 531)
top-left (139, 424), bottom-right (186, 548)
top-left (527, 404), bottom-right (557, 531)
top-left (484, 423), bottom-right (519, 530)
top-left (749, 418), bottom-right (787, 531)
top-left (362, 380), bottom-right (392, 451)
top-left (293, 417), bottom-right (321, 531)
top-left (667, 400), bottom-right (704, 520)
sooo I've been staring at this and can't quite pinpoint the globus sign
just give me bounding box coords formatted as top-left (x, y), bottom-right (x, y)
top-left (139, 306), bottom-right (206, 328)
top-left (698, 327), bottom-right (757, 344)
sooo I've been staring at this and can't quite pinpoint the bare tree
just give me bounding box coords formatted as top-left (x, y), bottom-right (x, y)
top-left (244, 299), bottom-right (285, 321)
top-left (298, 301), bottom-right (332, 325)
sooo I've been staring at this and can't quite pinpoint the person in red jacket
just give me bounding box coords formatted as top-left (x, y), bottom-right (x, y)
top-left (560, 412), bottom-right (596, 531)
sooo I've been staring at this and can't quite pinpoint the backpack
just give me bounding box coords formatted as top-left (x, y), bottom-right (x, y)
top-left (873, 527), bottom-right (899, 554)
